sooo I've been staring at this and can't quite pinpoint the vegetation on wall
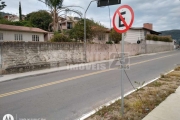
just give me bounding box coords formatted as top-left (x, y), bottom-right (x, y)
top-left (51, 32), bottom-right (72, 42)
top-left (106, 40), bottom-right (113, 44)
top-left (161, 30), bottom-right (180, 44)
top-left (110, 29), bottom-right (122, 44)
top-left (146, 34), bottom-right (172, 42)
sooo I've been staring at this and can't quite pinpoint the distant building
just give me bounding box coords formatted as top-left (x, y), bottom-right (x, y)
top-left (124, 23), bottom-right (161, 44)
top-left (59, 16), bottom-right (81, 31)
top-left (0, 24), bottom-right (48, 42)
top-left (4, 15), bottom-right (19, 22)
top-left (4, 14), bottom-right (25, 22)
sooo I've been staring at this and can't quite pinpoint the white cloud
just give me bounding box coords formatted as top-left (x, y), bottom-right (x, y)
top-left (2, 0), bottom-right (180, 31)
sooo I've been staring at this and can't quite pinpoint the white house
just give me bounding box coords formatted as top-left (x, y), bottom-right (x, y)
top-left (0, 24), bottom-right (48, 42)
top-left (124, 23), bottom-right (161, 44)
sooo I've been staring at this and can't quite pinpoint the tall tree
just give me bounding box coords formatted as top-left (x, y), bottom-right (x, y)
top-left (38, 0), bottom-right (82, 32)
top-left (26, 10), bottom-right (52, 31)
top-left (0, 0), bottom-right (6, 10)
top-left (19, 1), bottom-right (22, 21)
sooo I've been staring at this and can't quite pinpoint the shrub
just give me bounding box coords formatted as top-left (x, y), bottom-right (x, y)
top-left (51, 34), bottom-right (72, 42)
top-left (146, 34), bottom-right (152, 40)
top-left (158, 36), bottom-right (163, 41)
top-left (106, 40), bottom-right (113, 44)
top-left (146, 34), bottom-right (172, 42)
top-left (152, 35), bottom-right (158, 41)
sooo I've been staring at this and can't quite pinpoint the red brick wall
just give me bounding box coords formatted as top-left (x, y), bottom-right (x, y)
top-left (144, 23), bottom-right (153, 30)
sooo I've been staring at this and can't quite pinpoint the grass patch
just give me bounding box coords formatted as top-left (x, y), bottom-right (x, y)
top-left (86, 67), bottom-right (180, 120)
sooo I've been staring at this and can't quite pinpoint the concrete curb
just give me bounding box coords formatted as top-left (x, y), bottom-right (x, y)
top-left (76, 69), bottom-right (174, 120)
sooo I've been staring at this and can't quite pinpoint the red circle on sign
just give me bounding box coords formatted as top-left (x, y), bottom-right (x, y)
top-left (113, 5), bottom-right (134, 33)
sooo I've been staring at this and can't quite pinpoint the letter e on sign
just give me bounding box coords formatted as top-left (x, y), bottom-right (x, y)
top-left (113, 5), bottom-right (134, 33)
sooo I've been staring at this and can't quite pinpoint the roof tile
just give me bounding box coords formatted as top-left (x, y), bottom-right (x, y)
top-left (0, 24), bottom-right (48, 33)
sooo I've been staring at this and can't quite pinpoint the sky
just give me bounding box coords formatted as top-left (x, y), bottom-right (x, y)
top-left (2, 0), bottom-right (180, 31)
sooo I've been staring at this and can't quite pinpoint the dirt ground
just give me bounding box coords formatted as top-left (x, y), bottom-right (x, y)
top-left (86, 67), bottom-right (180, 120)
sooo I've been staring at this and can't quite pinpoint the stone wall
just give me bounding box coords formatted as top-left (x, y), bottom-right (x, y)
top-left (0, 41), bottom-right (174, 74)
top-left (0, 42), bottom-right (84, 74)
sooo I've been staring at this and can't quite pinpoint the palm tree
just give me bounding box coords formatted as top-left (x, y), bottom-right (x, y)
top-left (38, 0), bottom-right (83, 32)
top-left (0, 0), bottom-right (6, 10)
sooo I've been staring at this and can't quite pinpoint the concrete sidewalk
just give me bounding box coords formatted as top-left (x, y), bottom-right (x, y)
top-left (143, 86), bottom-right (180, 120)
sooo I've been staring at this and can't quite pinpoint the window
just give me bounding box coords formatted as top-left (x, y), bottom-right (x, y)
top-left (15, 34), bottom-right (17, 40)
top-left (67, 22), bottom-right (72, 29)
top-left (98, 34), bottom-right (105, 40)
top-left (32, 35), bottom-right (39, 42)
top-left (32, 35), bottom-right (34, 41)
top-left (0, 33), bottom-right (3, 40)
top-left (14, 34), bottom-right (23, 41)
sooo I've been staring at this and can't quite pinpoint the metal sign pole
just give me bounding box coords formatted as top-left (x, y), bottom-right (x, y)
top-left (121, 33), bottom-right (125, 116)
top-left (112, 4), bottom-right (134, 117)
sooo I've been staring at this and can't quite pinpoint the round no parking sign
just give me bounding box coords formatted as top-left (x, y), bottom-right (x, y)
top-left (113, 5), bottom-right (134, 33)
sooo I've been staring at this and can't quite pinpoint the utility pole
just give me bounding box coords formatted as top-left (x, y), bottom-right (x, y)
top-left (84, 0), bottom-right (98, 63)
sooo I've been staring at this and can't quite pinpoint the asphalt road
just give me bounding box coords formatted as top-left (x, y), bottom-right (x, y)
top-left (0, 50), bottom-right (180, 120)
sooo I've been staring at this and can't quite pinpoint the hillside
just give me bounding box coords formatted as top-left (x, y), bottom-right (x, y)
top-left (0, 12), bottom-right (12, 17)
top-left (160, 30), bottom-right (180, 41)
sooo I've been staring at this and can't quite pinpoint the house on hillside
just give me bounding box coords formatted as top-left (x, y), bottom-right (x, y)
top-left (124, 23), bottom-right (161, 44)
top-left (3, 14), bottom-right (26, 22)
top-left (59, 16), bottom-right (81, 31)
top-left (4, 15), bottom-right (19, 22)
top-left (0, 24), bottom-right (48, 42)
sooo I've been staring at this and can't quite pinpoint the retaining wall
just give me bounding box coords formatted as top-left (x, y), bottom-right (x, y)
top-left (0, 41), bottom-right (174, 74)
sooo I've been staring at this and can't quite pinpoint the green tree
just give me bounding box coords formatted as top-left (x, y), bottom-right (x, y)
top-left (0, 18), bottom-right (13, 25)
top-left (38, 0), bottom-right (82, 32)
top-left (0, 18), bottom-right (34, 27)
top-left (19, 2), bottom-right (22, 21)
top-left (26, 10), bottom-right (52, 31)
top-left (0, 0), bottom-right (6, 10)
top-left (110, 29), bottom-right (122, 44)
top-left (68, 19), bottom-right (106, 42)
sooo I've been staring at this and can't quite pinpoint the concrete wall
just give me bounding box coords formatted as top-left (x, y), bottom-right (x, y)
top-left (0, 42), bottom-right (84, 74)
top-left (0, 41), bottom-right (174, 74)
top-left (86, 43), bottom-right (140, 62)
top-left (0, 30), bottom-right (45, 42)
top-left (145, 40), bottom-right (174, 53)
top-left (146, 40), bottom-right (173, 45)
